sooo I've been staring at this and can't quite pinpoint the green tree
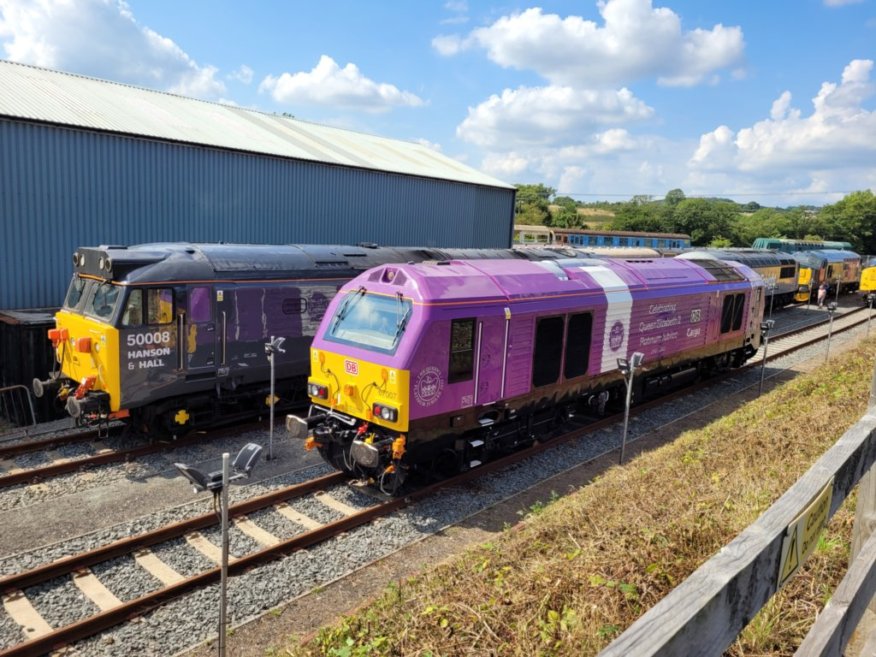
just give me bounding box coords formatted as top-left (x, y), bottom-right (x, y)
top-left (553, 195), bottom-right (578, 208)
top-left (664, 188), bottom-right (686, 207)
top-left (671, 198), bottom-right (738, 246)
top-left (514, 183), bottom-right (555, 226)
top-left (610, 201), bottom-right (663, 232)
top-left (818, 190), bottom-right (876, 252)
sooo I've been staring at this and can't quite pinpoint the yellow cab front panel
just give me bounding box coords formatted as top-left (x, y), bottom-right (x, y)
top-left (54, 309), bottom-right (122, 411)
top-left (861, 267), bottom-right (876, 294)
top-left (308, 346), bottom-right (410, 433)
top-left (795, 268), bottom-right (813, 303)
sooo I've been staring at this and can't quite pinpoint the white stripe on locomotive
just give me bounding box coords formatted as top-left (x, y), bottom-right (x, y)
top-left (582, 266), bottom-right (633, 374)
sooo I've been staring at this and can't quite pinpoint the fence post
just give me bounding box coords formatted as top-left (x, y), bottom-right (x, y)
top-left (849, 360), bottom-right (876, 651)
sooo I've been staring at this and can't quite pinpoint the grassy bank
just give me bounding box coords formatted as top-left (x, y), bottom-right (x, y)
top-left (281, 340), bottom-right (876, 657)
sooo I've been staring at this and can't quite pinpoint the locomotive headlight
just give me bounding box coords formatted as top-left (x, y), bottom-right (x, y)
top-left (98, 257), bottom-right (105, 270)
top-left (372, 403), bottom-right (398, 422)
top-left (307, 381), bottom-right (328, 400)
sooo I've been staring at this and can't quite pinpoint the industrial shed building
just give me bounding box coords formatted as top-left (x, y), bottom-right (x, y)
top-left (0, 60), bottom-right (516, 310)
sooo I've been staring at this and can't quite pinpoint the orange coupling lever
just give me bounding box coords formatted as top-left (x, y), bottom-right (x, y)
top-left (74, 376), bottom-right (96, 400)
top-left (304, 436), bottom-right (318, 451)
top-left (392, 435), bottom-right (406, 461)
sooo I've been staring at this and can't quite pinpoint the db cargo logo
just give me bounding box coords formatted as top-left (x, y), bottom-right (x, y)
top-left (344, 360), bottom-right (359, 376)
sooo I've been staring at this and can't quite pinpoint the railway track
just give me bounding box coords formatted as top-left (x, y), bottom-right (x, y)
top-left (0, 430), bottom-right (185, 491)
top-left (0, 303), bottom-right (871, 655)
top-left (2, 302), bottom-right (861, 494)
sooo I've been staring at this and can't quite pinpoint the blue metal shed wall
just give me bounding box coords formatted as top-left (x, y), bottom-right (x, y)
top-left (0, 120), bottom-right (514, 309)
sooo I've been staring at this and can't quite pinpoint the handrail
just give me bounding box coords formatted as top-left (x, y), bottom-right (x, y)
top-left (0, 385), bottom-right (37, 427)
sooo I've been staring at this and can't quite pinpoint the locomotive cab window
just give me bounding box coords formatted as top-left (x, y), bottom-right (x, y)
top-left (448, 318), bottom-right (475, 383)
top-left (532, 316), bottom-right (564, 387)
top-left (564, 313), bottom-right (592, 379)
top-left (63, 276), bottom-right (90, 310)
top-left (324, 291), bottom-right (412, 355)
top-left (122, 289), bottom-right (144, 326)
top-left (148, 289), bottom-right (174, 324)
top-left (87, 282), bottom-right (121, 321)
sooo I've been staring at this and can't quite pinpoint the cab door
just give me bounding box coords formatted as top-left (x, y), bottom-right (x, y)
top-left (182, 285), bottom-right (216, 379)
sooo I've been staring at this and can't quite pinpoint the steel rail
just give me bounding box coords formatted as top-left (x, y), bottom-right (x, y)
top-left (0, 434), bottom-right (203, 490)
top-left (0, 429), bottom-right (102, 459)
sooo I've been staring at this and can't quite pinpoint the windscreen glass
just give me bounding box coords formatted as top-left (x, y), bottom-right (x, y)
top-left (63, 276), bottom-right (92, 310)
top-left (86, 282), bottom-right (122, 322)
top-left (324, 291), bottom-right (412, 355)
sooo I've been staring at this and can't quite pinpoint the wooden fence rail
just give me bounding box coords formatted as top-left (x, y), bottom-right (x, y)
top-left (599, 364), bottom-right (876, 657)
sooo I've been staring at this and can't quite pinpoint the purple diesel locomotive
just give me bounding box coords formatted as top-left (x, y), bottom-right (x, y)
top-left (288, 256), bottom-right (766, 493)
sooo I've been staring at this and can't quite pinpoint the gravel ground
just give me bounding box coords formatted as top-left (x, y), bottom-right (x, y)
top-left (149, 538), bottom-right (215, 578)
top-left (244, 507), bottom-right (306, 540)
top-left (0, 609), bottom-right (23, 648)
top-left (0, 321), bottom-right (867, 656)
top-left (24, 576), bottom-right (98, 629)
top-left (90, 555), bottom-right (163, 602)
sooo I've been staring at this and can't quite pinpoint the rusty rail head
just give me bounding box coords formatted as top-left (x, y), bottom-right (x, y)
top-left (0, 428), bottom-right (101, 459)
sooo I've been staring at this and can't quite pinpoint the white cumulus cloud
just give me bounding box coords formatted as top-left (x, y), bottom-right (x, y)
top-left (434, 0), bottom-right (745, 87)
top-left (0, 0), bottom-right (226, 98)
top-left (457, 85), bottom-right (653, 147)
top-left (259, 55), bottom-right (425, 112)
top-left (687, 60), bottom-right (876, 202)
top-left (228, 65), bottom-right (254, 85)
top-left (691, 59), bottom-right (876, 173)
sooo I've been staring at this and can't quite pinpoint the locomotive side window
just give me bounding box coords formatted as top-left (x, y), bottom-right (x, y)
top-left (563, 313), bottom-right (592, 379)
top-left (731, 294), bottom-right (745, 331)
top-left (448, 318), bottom-right (475, 383)
top-left (122, 289), bottom-right (144, 326)
top-left (188, 286), bottom-right (211, 323)
top-left (88, 282), bottom-right (121, 320)
top-left (532, 316), bottom-right (564, 387)
top-left (720, 294), bottom-right (746, 334)
top-left (147, 288), bottom-right (174, 325)
top-left (720, 296), bottom-right (734, 333)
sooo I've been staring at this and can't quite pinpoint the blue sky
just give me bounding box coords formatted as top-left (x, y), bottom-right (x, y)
top-left (1, 0), bottom-right (875, 206)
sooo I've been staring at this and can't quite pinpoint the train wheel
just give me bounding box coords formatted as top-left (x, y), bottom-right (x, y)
top-left (433, 448), bottom-right (462, 479)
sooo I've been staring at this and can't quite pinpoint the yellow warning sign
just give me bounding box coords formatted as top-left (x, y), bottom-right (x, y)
top-left (777, 478), bottom-right (834, 589)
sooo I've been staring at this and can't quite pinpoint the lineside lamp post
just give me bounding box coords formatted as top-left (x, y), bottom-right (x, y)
top-left (174, 443), bottom-right (263, 657)
top-left (264, 336), bottom-right (286, 461)
top-left (768, 282), bottom-right (777, 320)
top-left (868, 294), bottom-right (875, 336)
top-left (617, 352), bottom-right (644, 465)
top-left (825, 302), bottom-right (838, 363)
top-left (759, 319), bottom-right (775, 395)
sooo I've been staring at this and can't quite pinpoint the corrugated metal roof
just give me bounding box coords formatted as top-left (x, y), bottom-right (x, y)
top-left (0, 59), bottom-right (512, 189)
